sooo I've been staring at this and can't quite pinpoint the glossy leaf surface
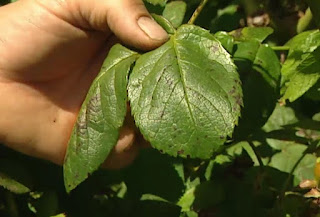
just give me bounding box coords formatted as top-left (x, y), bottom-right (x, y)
top-left (281, 47), bottom-right (320, 102)
top-left (128, 25), bottom-right (242, 159)
top-left (63, 45), bottom-right (139, 192)
top-left (281, 29), bottom-right (320, 90)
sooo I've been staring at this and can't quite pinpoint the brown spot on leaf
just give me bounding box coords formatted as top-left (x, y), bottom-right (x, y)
top-left (229, 87), bottom-right (236, 94)
top-left (211, 45), bottom-right (219, 53)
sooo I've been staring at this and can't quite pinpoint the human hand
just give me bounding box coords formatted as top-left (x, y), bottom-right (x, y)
top-left (0, 0), bottom-right (167, 168)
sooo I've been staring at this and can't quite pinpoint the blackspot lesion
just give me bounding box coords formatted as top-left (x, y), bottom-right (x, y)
top-left (87, 90), bottom-right (101, 114)
top-left (210, 44), bottom-right (220, 53)
top-left (86, 86), bottom-right (103, 124)
top-left (76, 112), bottom-right (87, 135)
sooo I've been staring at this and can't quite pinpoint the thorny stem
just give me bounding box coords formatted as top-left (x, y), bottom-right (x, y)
top-left (188, 0), bottom-right (209, 25)
top-left (248, 141), bottom-right (264, 170)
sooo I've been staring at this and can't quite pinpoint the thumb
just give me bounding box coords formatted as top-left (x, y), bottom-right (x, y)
top-left (78, 0), bottom-right (169, 50)
top-left (106, 0), bottom-right (169, 50)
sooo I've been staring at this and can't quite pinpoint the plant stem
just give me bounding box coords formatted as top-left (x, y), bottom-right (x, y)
top-left (188, 0), bottom-right (209, 25)
top-left (248, 141), bottom-right (264, 169)
top-left (271, 46), bottom-right (290, 51)
top-left (283, 152), bottom-right (306, 193)
top-left (277, 151), bottom-right (307, 208)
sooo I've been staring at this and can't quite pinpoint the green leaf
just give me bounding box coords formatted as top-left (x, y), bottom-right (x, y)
top-left (177, 186), bottom-right (196, 212)
top-left (124, 149), bottom-right (184, 203)
top-left (313, 112), bottom-right (320, 122)
top-left (214, 31), bottom-right (234, 54)
top-left (31, 191), bottom-right (59, 217)
top-left (281, 47), bottom-right (320, 103)
top-left (180, 211), bottom-right (198, 217)
top-left (144, 0), bottom-right (167, 6)
top-left (269, 143), bottom-right (317, 185)
top-left (63, 44), bottom-right (139, 192)
top-left (0, 158), bottom-right (32, 194)
top-left (232, 27), bottom-right (274, 43)
top-left (233, 40), bottom-right (260, 63)
top-left (0, 173), bottom-right (30, 194)
top-left (210, 4), bottom-right (244, 33)
top-left (285, 30), bottom-right (320, 53)
top-left (193, 180), bottom-right (225, 209)
top-left (297, 8), bottom-right (313, 34)
top-left (241, 27), bottom-right (273, 42)
top-left (128, 24), bottom-right (242, 159)
top-left (51, 214), bottom-right (66, 217)
top-left (263, 104), bottom-right (298, 132)
top-left (163, 1), bottom-right (187, 28)
top-left (305, 80), bottom-right (320, 101)
top-left (151, 14), bottom-right (176, 34)
top-left (306, 0), bottom-right (320, 27)
top-left (281, 30), bottom-right (320, 98)
top-left (233, 42), bottom-right (280, 137)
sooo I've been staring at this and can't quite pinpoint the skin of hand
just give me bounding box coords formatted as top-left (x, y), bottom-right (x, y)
top-left (0, 0), bottom-right (168, 168)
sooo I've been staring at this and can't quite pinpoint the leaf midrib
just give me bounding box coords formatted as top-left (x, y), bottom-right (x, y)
top-left (172, 35), bottom-right (196, 127)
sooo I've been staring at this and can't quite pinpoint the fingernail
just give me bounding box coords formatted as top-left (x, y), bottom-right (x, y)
top-left (138, 16), bottom-right (168, 41)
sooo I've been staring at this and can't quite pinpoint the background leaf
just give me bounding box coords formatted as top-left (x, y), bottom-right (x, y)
top-left (163, 1), bottom-right (187, 28)
top-left (144, 0), bottom-right (167, 6)
top-left (0, 173), bottom-right (30, 195)
top-left (124, 149), bottom-right (185, 203)
top-left (269, 143), bottom-right (316, 185)
top-left (281, 30), bottom-right (320, 93)
top-left (63, 45), bottom-right (139, 192)
top-left (232, 27), bottom-right (274, 43)
top-left (233, 41), bottom-right (281, 137)
top-left (306, 0), bottom-right (320, 27)
top-left (128, 24), bottom-right (242, 159)
top-left (0, 158), bottom-right (32, 194)
top-left (281, 47), bottom-right (320, 103)
top-left (214, 31), bottom-right (234, 54)
top-left (151, 14), bottom-right (176, 34)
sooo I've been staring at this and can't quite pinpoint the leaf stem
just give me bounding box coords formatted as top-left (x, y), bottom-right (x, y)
top-left (248, 141), bottom-right (264, 169)
top-left (271, 46), bottom-right (290, 51)
top-left (282, 152), bottom-right (306, 194)
top-left (188, 0), bottom-right (209, 25)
